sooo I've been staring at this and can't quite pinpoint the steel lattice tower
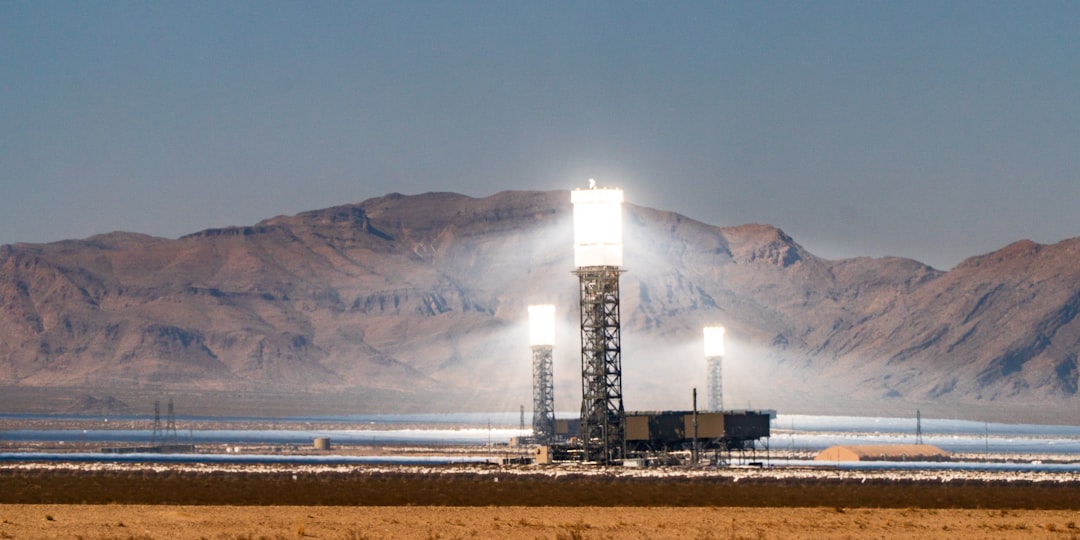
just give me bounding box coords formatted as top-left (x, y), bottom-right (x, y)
top-left (528, 304), bottom-right (556, 443)
top-left (576, 265), bottom-right (625, 463)
top-left (706, 356), bottom-right (722, 411)
top-left (151, 400), bottom-right (162, 444)
top-left (531, 344), bottom-right (555, 441)
top-left (165, 398), bottom-right (178, 443)
top-left (571, 185), bottom-right (626, 464)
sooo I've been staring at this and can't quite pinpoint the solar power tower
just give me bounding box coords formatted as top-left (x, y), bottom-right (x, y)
top-left (528, 304), bottom-right (556, 443)
top-left (571, 183), bottom-right (626, 464)
top-left (703, 326), bottom-right (726, 411)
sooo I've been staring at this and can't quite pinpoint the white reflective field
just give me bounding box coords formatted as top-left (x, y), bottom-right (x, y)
top-left (2, 413), bottom-right (1079, 469)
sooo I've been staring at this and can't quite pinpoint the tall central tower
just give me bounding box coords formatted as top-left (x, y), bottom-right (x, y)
top-left (571, 184), bottom-right (626, 464)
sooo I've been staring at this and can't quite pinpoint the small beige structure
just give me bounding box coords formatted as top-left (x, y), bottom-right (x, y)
top-left (535, 445), bottom-right (552, 465)
top-left (313, 437), bottom-right (331, 451)
top-left (814, 444), bottom-right (949, 462)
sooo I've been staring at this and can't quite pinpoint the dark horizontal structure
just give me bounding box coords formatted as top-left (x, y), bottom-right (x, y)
top-left (100, 444), bottom-right (196, 454)
top-left (538, 411), bottom-right (771, 463)
top-left (625, 410), bottom-right (772, 452)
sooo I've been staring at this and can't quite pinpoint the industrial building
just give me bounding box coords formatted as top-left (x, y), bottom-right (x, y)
top-left (625, 410), bottom-right (771, 452)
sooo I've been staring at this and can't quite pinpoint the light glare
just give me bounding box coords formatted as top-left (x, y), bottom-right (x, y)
top-left (704, 326), bottom-right (725, 357)
top-left (528, 304), bottom-right (556, 346)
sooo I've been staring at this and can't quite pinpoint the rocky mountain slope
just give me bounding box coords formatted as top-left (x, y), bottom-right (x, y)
top-left (1, 191), bottom-right (1077, 421)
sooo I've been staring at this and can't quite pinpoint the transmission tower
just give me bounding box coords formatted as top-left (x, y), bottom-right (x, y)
top-left (165, 398), bottom-right (178, 443)
top-left (916, 409), bottom-right (923, 445)
top-left (151, 400), bottom-right (162, 444)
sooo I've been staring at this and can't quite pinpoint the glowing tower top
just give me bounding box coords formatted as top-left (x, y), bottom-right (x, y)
top-left (571, 182), bottom-right (624, 268)
top-left (703, 326), bottom-right (726, 358)
top-left (528, 304), bottom-right (556, 347)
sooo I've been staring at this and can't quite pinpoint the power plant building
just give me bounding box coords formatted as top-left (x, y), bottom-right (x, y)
top-left (625, 410), bottom-right (771, 452)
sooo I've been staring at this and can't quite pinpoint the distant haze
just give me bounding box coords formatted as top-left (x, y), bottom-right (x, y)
top-left (2, 2), bottom-right (1078, 270)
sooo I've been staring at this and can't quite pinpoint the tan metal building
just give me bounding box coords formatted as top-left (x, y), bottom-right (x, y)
top-left (814, 444), bottom-right (949, 462)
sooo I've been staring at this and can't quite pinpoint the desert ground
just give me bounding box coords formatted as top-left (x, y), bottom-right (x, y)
top-left (4, 505), bottom-right (1080, 539)
top-left (3, 463), bottom-right (1080, 539)
top-left (3, 409), bottom-right (1080, 539)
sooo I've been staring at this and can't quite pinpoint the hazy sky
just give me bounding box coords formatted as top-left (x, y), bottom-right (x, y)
top-left (2, 1), bottom-right (1077, 269)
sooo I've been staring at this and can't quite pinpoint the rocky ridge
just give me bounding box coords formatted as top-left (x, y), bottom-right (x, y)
top-left (1, 190), bottom-right (1077, 420)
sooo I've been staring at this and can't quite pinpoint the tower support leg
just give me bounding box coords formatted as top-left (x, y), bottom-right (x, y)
top-left (707, 356), bottom-right (723, 412)
top-left (576, 266), bottom-right (625, 464)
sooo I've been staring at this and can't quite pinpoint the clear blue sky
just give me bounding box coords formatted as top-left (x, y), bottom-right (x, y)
top-left (2, 1), bottom-right (1077, 269)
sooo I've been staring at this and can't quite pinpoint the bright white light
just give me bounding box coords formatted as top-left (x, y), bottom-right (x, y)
top-left (528, 304), bottom-right (556, 347)
top-left (571, 186), bottom-right (623, 268)
top-left (704, 326), bottom-right (725, 357)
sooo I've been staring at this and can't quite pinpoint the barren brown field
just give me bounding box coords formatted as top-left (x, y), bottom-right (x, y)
top-left (3, 465), bottom-right (1080, 538)
top-left (3, 504), bottom-right (1080, 539)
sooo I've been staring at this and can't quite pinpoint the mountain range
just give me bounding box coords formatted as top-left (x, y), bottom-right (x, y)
top-left (1, 190), bottom-right (1077, 422)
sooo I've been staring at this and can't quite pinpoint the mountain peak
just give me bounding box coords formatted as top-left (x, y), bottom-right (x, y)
top-left (722, 223), bottom-right (804, 267)
top-left (955, 239), bottom-right (1043, 270)
top-left (1, 190), bottom-right (1078, 421)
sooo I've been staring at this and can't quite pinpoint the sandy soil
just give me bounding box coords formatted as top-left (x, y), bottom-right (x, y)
top-left (3, 460), bottom-right (1080, 538)
top-left (3, 505), bottom-right (1080, 539)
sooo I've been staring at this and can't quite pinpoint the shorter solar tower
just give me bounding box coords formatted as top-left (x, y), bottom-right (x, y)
top-left (703, 326), bottom-right (725, 412)
top-left (529, 304), bottom-right (556, 443)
